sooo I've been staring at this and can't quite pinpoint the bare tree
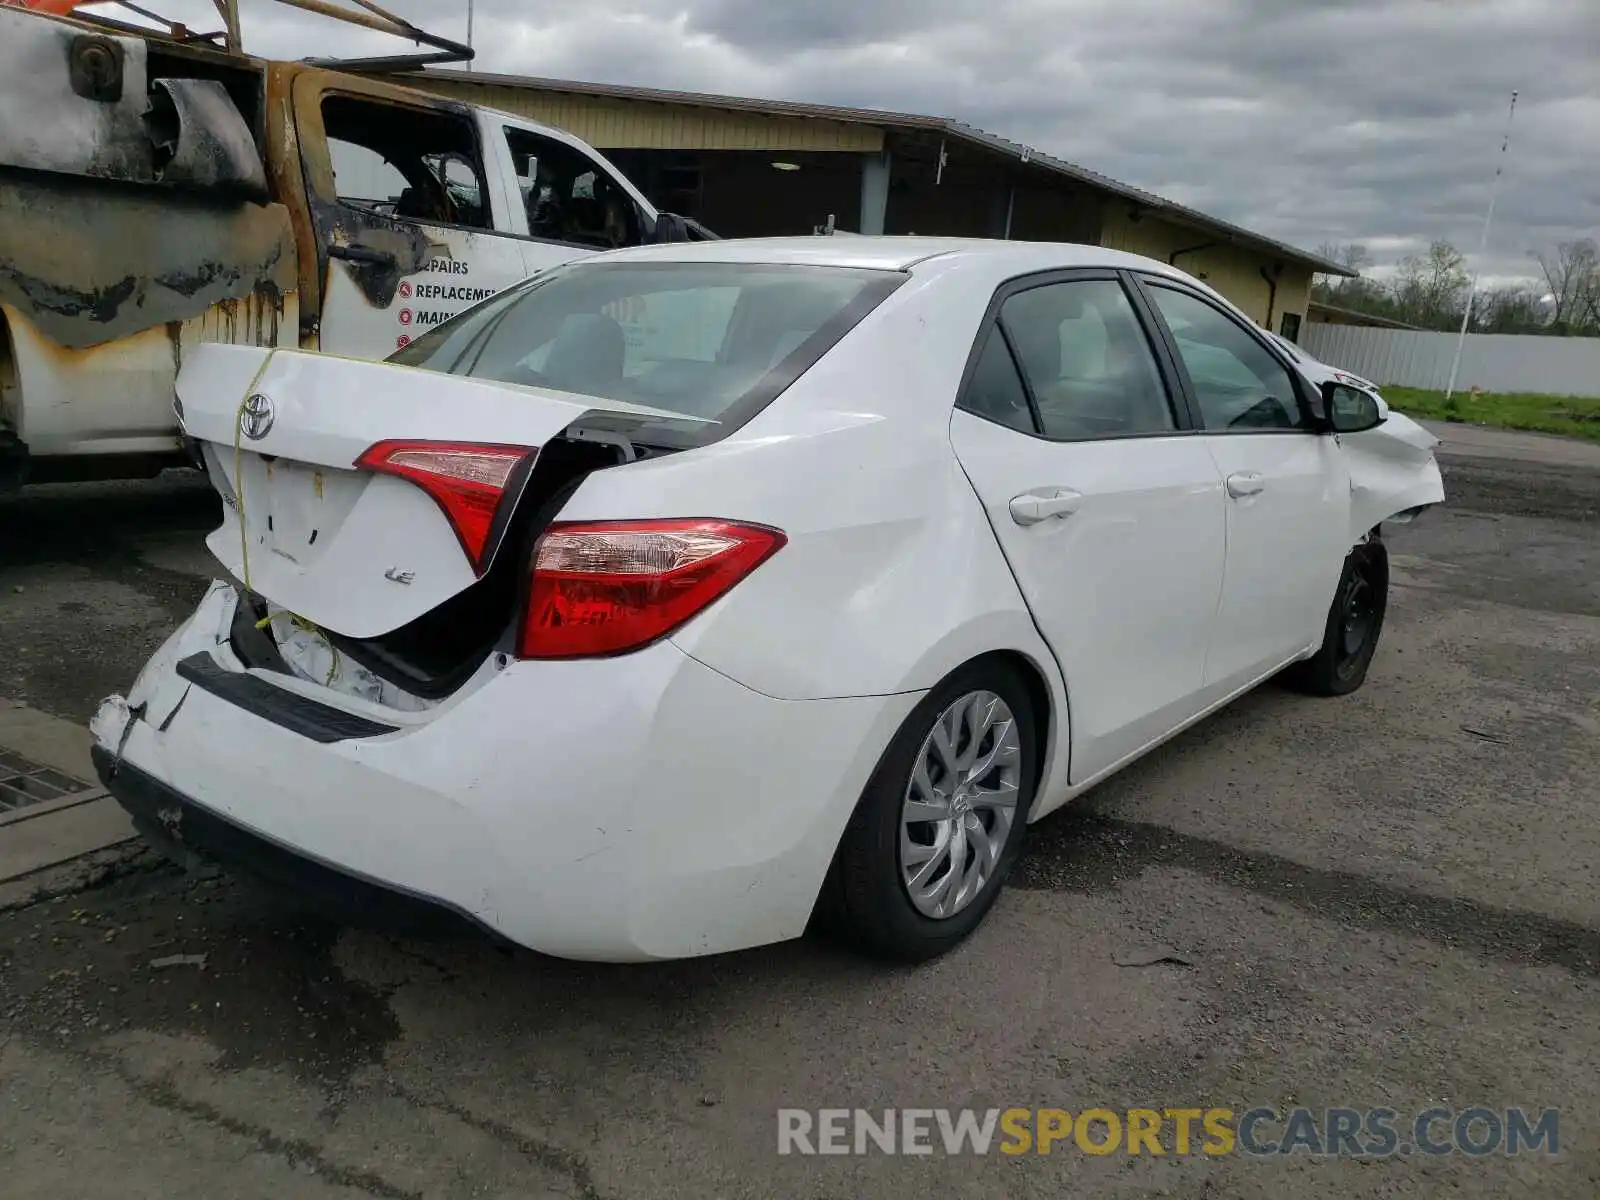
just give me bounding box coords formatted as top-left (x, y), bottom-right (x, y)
top-left (1392, 241), bottom-right (1469, 329)
top-left (1312, 242), bottom-right (1375, 305)
top-left (1532, 238), bottom-right (1599, 331)
top-left (1473, 284), bottom-right (1548, 334)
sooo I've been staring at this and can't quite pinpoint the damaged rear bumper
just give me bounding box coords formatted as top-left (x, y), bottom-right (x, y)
top-left (92, 745), bottom-right (496, 942)
top-left (89, 581), bottom-right (921, 961)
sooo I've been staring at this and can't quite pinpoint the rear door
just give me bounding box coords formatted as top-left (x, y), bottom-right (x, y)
top-left (292, 73), bottom-right (538, 361)
top-left (1137, 277), bottom-right (1350, 692)
top-left (948, 272), bottom-right (1228, 784)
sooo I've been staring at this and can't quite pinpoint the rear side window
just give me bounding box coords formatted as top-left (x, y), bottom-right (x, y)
top-left (962, 279), bottom-right (1175, 440)
top-left (390, 262), bottom-right (902, 438)
top-left (961, 329), bottom-right (1036, 434)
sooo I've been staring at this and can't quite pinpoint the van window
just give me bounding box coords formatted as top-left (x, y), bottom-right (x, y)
top-left (322, 95), bottom-right (490, 231)
top-left (504, 127), bottom-right (642, 249)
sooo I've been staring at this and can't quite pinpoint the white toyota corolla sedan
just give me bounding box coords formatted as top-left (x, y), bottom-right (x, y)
top-left (92, 238), bottom-right (1443, 963)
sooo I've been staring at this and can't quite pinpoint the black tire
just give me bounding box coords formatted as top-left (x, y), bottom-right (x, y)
top-left (821, 659), bottom-right (1039, 962)
top-left (1288, 539), bottom-right (1389, 697)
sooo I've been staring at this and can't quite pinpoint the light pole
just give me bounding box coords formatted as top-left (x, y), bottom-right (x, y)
top-left (1444, 90), bottom-right (1518, 404)
top-left (466, 0), bottom-right (473, 49)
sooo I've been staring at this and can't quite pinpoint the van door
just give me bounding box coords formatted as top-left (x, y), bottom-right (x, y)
top-left (291, 73), bottom-right (536, 361)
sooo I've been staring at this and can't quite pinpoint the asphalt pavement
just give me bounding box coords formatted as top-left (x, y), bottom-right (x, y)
top-left (1, 430), bottom-right (1597, 1199)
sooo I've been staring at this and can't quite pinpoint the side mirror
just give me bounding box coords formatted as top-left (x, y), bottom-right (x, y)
top-left (647, 211), bottom-right (689, 244)
top-left (1321, 382), bottom-right (1385, 433)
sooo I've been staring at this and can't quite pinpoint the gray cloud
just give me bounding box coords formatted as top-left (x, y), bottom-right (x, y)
top-left (96, 0), bottom-right (1597, 282)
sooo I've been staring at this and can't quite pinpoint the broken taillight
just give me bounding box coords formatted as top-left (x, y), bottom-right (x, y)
top-left (518, 519), bottom-right (786, 659)
top-left (355, 440), bottom-right (535, 574)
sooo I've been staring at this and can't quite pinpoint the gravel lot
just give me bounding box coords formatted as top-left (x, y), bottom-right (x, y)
top-left (1, 449), bottom-right (1596, 1199)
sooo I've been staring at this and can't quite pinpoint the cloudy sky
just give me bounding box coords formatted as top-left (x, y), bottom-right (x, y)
top-left (90, 0), bottom-right (1597, 285)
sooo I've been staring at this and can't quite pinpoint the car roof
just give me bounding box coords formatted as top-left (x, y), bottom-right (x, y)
top-left (595, 235), bottom-right (1187, 279)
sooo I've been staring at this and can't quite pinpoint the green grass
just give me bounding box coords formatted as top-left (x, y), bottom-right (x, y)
top-left (1381, 387), bottom-right (1600, 444)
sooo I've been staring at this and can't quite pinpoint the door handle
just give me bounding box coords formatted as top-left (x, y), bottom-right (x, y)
top-left (328, 243), bottom-right (399, 268)
top-left (1009, 488), bottom-right (1082, 525)
top-left (1226, 471), bottom-right (1265, 498)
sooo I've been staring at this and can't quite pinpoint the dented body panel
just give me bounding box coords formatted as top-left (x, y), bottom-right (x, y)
top-left (0, 20), bottom-right (157, 181)
top-left (0, 176), bottom-right (295, 351)
top-left (0, 8), bottom-right (298, 468)
top-left (0, 6), bottom-right (673, 484)
top-left (5, 288), bottom-right (298, 457)
top-left (1342, 410), bottom-right (1445, 542)
top-left (1273, 340), bottom-right (1446, 540)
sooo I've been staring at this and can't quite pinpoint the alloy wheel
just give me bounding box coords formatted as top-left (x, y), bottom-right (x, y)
top-left (898, 689), bottom-right (1023, 919)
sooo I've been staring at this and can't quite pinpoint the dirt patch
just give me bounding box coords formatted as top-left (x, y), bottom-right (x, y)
top-left (0, 864), bottom-right (399, 1088)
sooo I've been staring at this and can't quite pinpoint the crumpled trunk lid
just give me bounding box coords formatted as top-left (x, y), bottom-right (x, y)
top-left (176, 343), bottom-right (670, 639)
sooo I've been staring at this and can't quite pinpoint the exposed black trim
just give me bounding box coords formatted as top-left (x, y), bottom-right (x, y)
top-left (475, 448), bottom-right (541, 575)
top-left (705, 269), bottom-right (910, 442)
top-left (995, 324), bottom-right (1045, 434)
top-left (1129, 273), bottom-right (1320, 436)
top-left (228, 595), bottom-right (292, 675)
top-left (952, 267), bottom-right (1199, 443)
top-left (175, 654), bottom-right (397, 743)
top-left (1117, 268), bottom-right (1201, 430)
top-left (92, 747), bottom-right (501, 943)
top-left (326, 444), bottom-right (608, 699)
top-left (1126, 267), bottom-right (1203, 432)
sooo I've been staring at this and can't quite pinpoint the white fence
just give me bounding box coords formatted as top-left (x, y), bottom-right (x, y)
top-left (1300, 326), bottom-right (1600, 397)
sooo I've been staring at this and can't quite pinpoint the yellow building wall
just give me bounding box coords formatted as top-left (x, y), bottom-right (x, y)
top-left (412, 79), bottom-right (885, 153)
top-left (1275, 271), bottom-right (1312, 331)
top-left (1100, 209), bottom-right (1313, 331)
top-left (406, 79), bottom-right (1317, 327)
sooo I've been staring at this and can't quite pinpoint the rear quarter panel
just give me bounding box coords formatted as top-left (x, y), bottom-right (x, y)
top-left (553, 262), bottom-right (1073, 812)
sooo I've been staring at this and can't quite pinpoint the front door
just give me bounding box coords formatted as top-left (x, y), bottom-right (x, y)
top-left (948, 274), bottom-right (1228, 784)
top-left (292, 75), bottom-right (539, 362)
top-left (1139, 279), bottom-right (1350, 692)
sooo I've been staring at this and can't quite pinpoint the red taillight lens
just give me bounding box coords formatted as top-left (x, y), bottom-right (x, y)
top-left (356, 440), bottom-right (534, 573)
top-left (518, 519), bottom-right (786, 659)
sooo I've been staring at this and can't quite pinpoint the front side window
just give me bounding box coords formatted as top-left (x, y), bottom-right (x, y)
top-left (323, 95), bottom-right (490, 231)
top-left (390, 262), bottom-right (901, 434)
top-left (997, 279), bottom-right (1175, 439)
top-left (1147, 286), bottom-right (1310, 431)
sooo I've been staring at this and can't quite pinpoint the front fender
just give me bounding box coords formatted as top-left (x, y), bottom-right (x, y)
top-left (1341, 412), bottom-right (1446, 541)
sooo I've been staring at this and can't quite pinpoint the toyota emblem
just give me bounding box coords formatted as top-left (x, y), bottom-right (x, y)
top-left (239, 392), bottom-right (275, 441)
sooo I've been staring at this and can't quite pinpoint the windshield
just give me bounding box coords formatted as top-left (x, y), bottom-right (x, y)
top-left (390, 261), bottom-right (903, 437)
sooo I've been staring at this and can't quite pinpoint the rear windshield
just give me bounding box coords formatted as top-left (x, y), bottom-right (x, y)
top-left (389, 261), bottom-right (903, 439)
